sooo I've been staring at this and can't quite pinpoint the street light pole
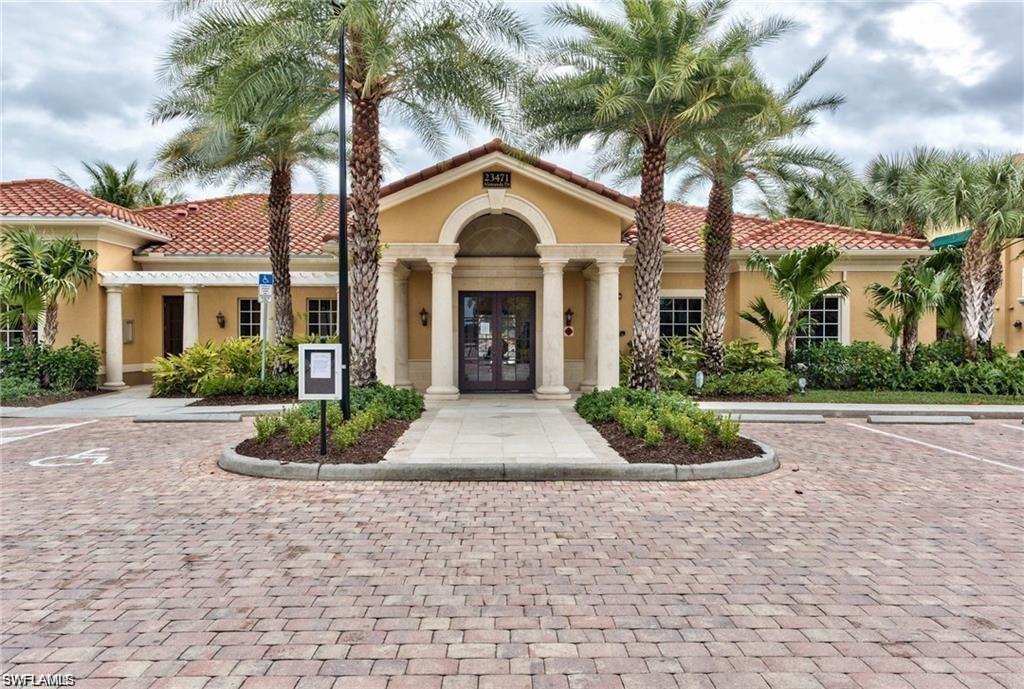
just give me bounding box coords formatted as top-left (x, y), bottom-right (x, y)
top-left (337, 25), bottom-right (351, 420)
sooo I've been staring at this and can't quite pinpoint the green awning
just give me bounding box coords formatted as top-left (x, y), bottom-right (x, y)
top-left (930, 230), bottom-right (971, 249)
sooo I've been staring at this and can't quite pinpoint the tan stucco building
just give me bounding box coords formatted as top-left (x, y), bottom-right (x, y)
top-left (3, 141), bottom-right (1020, 398)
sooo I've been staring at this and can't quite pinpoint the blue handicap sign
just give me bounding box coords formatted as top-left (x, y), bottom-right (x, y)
top-left (258, 273), bottom-right (274, 285)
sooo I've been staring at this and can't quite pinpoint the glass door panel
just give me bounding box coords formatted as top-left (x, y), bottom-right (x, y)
top-left (461, 294), bottom-right (494, 385)
top-left (459, 292), bottom-right (534, 392)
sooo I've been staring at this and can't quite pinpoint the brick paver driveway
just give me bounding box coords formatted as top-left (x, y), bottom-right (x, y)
top-left (1, 416), bottom-right (1021, 689)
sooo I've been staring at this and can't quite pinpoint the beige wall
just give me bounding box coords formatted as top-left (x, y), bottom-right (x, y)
top-left (994, 245), bottom-right (1024, 353)
top-left (379, 163), bottom-right (625, 245)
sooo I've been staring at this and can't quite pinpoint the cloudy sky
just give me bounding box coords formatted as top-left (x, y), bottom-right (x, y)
top-left (1, 0), bottom-right (1021, 211)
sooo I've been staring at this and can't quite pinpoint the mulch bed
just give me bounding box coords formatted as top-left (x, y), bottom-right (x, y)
top-left (594, 421), bottom-right (762, 465)
top-left (236, 419), bottom-right (410, 465)
top-left (188, 394), bottom-right (297, 407)
top-left (2, 389), bottom-right (111, 408)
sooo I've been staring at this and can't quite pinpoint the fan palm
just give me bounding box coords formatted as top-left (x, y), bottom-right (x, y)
top-left (916, 153), bottom-right (1024, 359)
top-left (865, 307), bottom-right (904, 353)
top-left (784, 172), bottom-right (873, 229)
top-left (165, 0), bottom-right (531, 385)
top-left (58, 160), bottom-right (183, 208)
top-left (666, 56), bottom-right (845, 374)
top-left (737, 296), bottom-right (790, 356)
top-left (0, 228), bottom-right (97, 346)
top-left (867, 260), bottom-right (952, 365)
top-left (522, 0), bottom-right (793, 390)
top-left (746, 244), bottom-right (849, 369)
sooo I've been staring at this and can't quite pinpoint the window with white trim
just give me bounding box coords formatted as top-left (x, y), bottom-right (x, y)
top-left (659, 297), bottom-right (703, 338)
top-left (796, 295), bottom-right (842, 346)
top-left (238, 299), bottom-right (261, 338)
top-left (0, 314), bottom-right (37, 348)
top-left (307, 298), bottom-right (338, 337)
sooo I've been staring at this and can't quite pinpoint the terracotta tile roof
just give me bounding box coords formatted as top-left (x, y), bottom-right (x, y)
top-left (626, 202), bottom-right (931, 253)
top-left (0, 178), bottom-right (170, 236)
top-left (136, 194), bottom-right (339, 255)
top-left (378, 138), bottom-right (638, 209)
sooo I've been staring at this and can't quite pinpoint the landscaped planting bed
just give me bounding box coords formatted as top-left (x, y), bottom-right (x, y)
top-left (0, 338), bottom-right (103, 406)
top-left (234, 384), bottom-right (423, 464)
top-left (576, 388), bottom-right (762, 465)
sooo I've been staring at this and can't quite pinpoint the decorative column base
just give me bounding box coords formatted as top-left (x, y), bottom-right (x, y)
top-left (578, 383), bottom-right (596, 394)
top-left (534, 385), bottom-right (571, 400)
top-left (100, 381), bottom-right (128, 391)
top-left (424, 386), bottom-right (460, 402)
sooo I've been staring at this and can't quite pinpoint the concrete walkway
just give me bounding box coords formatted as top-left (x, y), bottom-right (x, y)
top-left (0, 385), bottom-right (293, 419)
top-left (386, 394), bottom-right (623, 464)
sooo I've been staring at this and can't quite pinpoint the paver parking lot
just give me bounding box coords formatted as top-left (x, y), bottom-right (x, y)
top-left (1, 415), bottom-right (1021, 689)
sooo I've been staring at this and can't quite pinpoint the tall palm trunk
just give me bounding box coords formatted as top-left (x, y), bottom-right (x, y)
top-left (349, 95), bottom-right (383, 386)
top-left (20, 313), bottom-right (36, 347)
top-left (267, 166), bottom-right (295, 341)
top-left (628, 142), bottom-right (667, 391)
top-left (900, 219), bottom-right (925, 240)
top-left (959, 223), bottom-right (989, 361)
top-left (784, 305), bottom-right (799, 370)
top-left (42, 302), bottom-right (59, 346)
top-left (900, 317), bottom-right (919, 367)
top-left (977, 245), bottom-right (1004, 355)
top-left (702, 175), bottom-right (733, 374)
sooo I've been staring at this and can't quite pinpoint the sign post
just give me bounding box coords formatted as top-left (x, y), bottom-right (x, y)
top-left (258, 273), bottom-right (274, 380)
top-left (298, 343), bottom-right (344, 456)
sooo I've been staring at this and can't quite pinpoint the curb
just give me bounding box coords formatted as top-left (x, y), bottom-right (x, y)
top-left (218, 440), bottom-right (778, 482)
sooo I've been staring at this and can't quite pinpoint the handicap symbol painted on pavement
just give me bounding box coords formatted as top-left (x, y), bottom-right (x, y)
top-left (29, 447), bottom-right (111, 468)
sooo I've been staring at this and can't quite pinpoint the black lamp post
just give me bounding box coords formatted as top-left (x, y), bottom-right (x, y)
top-left (337, 20), bottom-right (351, 420)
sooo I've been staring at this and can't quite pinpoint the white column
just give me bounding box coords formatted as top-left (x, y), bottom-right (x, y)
top-left (536, 257), bottom-right (571, 399)
top-left (376, 258), bottom-right (397, 385)
top-left (395, 266), bottom-right (412, 389)
top-left (580, 271), bottom-right (598, 392)
top-left (597, 259), bottom-right (624, 390)
top-left (182, 285), bottom-right (200, 351)
top-left (425, 257), bottom-right (459, 400)
top-left (102, 286), bottom-right (126, 389)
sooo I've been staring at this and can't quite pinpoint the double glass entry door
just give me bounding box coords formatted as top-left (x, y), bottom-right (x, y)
top-left (459, 292), bottom-right (535, 392)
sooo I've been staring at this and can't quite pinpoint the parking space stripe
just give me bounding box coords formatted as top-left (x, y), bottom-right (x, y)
top-left (999, 424), bottom-right (1024, 432)
top-left (0, 420), bottom-right (97, 446)
top-left (847, 423), bottom-right (1023, 473)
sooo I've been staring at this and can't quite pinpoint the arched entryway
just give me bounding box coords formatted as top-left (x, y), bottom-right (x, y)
top-left (455, 214), bottom-right (539, 392)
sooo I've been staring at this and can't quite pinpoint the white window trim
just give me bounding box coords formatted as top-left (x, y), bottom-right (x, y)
top-left (237, 298), bottom-right (261, 339)
top-left (796, 294), bottom-right (849, 345)
top-left (659, 288), bottom-right (706, 298)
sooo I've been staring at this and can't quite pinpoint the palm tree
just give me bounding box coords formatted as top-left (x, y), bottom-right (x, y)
top-left (667, 57), bottom-right (846, 374)
top-left (864, 148), bottom-right (948, 238)
top-left (737, 296), bottom-right (789, 356)
top-left (867, 260), bottom-right (952, 365)
top-left (917, 153), bottom-right (1024, 359)
top-left (865, 307), bottom-right (903, 353)
top-left (153, 92), bottom-right (337, 341)
top-left (522, 0), bottom-right (792, 390)
top-left (0, 228), bottom-right (97, 346)
top-left (58, 160), bottom-right (183, 208)
top-left (746, 244), bottom-right (849, 369)
top-left (784, 172), bottom-right (873, 229)
top-left (166, 0), bottom-right (530, 386)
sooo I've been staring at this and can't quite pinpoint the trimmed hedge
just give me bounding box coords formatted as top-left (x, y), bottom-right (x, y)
top-left (795, 340), bottom-right (1024, 397)
top-left (253, 384), bottom-right (424, 451)
top-left (576, 388), bottom-right (740, 449)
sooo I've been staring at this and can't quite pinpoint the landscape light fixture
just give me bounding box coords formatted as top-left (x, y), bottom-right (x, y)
top-left (798, 377), bottom-right (807, 394)
top-left (695, 370), bottom-right (705, 392)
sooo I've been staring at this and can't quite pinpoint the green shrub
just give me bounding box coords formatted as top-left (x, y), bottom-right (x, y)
top-left (0, 338), bottom-right (100, 396)
top-left (0, 376), bottom-right (44, 401)
top-left (286, 417), bottom-right (318, 446)
top-left (794, 341), bottom-right (902, 390)
top-left (723, 338), bottom-right (781, 373)
top-left (715, 415), bottom-right (741, 447)
top-left (642, 421), bottom-right (663, 446)
top-left (254, 414), bottom-right (286, 442)
top-left (659, 409), bottom-right (706, 449)
top-left (351, 384), bottom-right (424, 420)
top-left (701, 368), bottom-right (796, 397)
top-left (152, 337), bottom-right (301, 397)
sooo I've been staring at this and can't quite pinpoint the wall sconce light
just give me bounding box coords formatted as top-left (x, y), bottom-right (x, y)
top-left (419, 308), bottom-right (429, 326)
top-left (564, 308), bottom-right (574, 327)
top-left (215, 311), bottom-right (226, 328)
top-left (122, 319), bottom-right (135, 345)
